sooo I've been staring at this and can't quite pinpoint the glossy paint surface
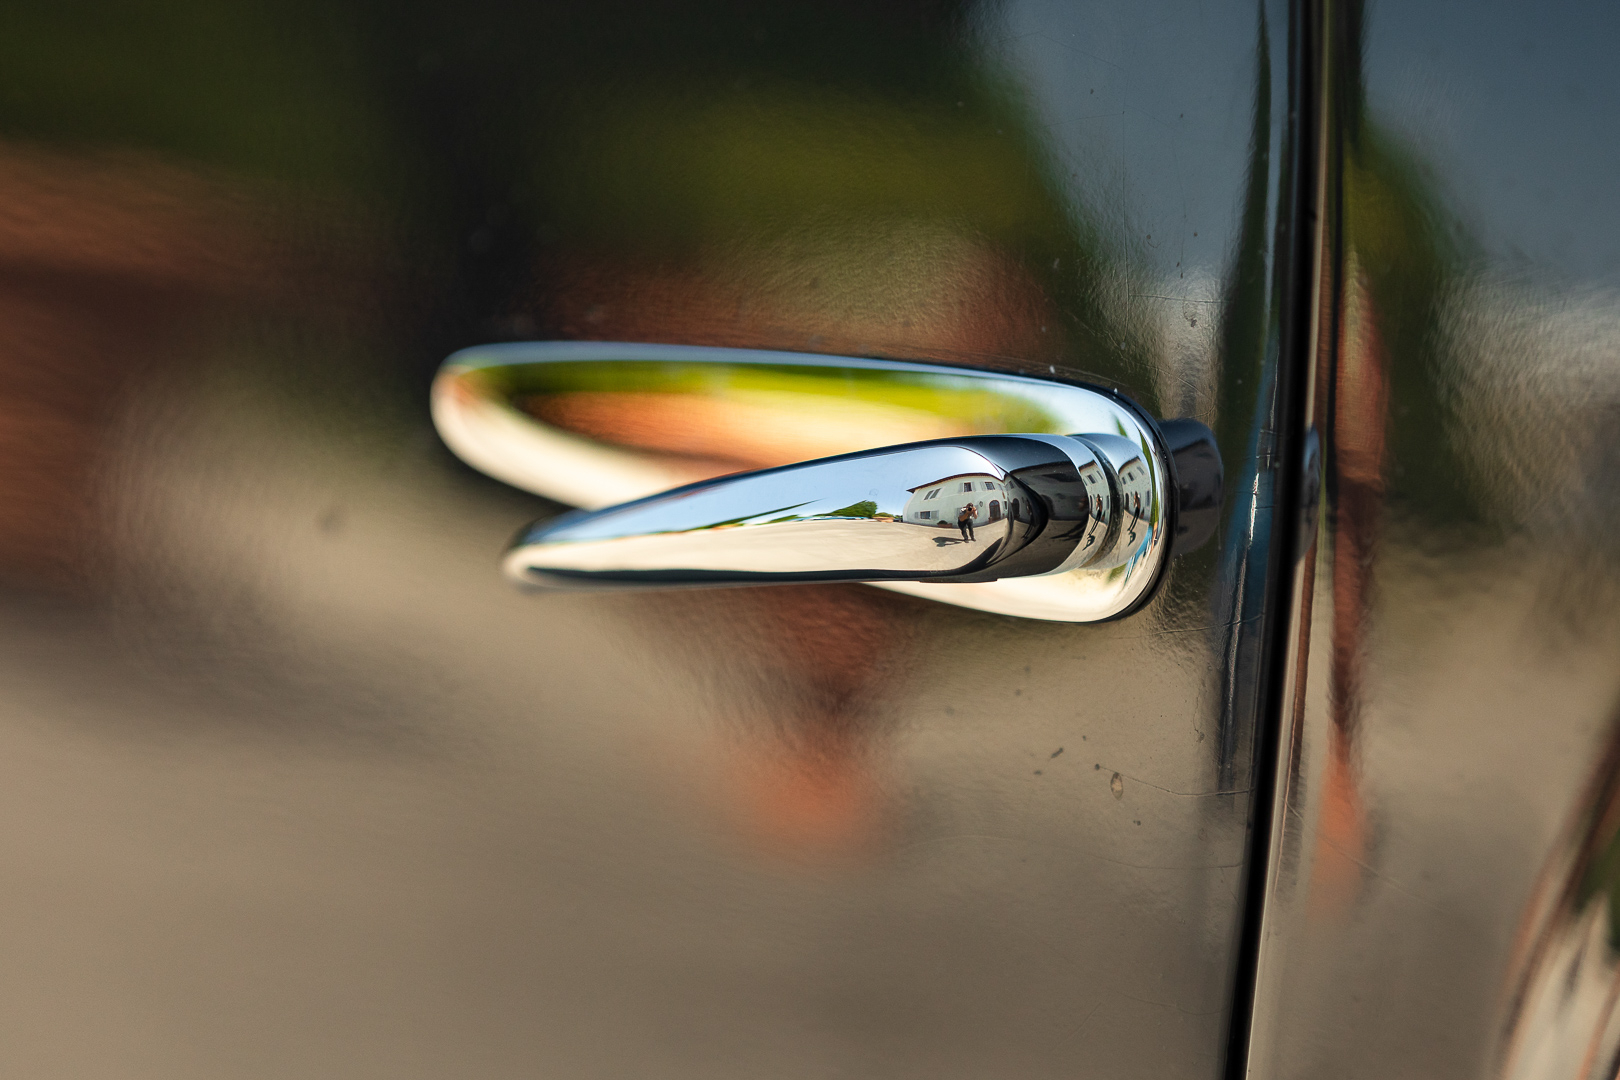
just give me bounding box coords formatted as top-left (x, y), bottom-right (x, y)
top-left (1245, 1), bottom-right (1620, 1076)
top-left (0, 1), bottom-right (1298, 1077)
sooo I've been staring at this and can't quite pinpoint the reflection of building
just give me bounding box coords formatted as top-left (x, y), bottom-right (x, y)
top-left (902, 473), bottom-right (1011, 526)
top-left (1116, 454), bottom-right (1150, 542)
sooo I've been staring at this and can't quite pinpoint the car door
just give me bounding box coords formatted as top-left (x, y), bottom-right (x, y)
top-left (1, 0), bottom-right (1615, 1078)
top-left (0, 2), bottom-right (1299, 1075)
top-left (1244, 2), bottom-right (1620, 1078)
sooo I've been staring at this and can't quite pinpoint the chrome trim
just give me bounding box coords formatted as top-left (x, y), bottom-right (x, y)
top-left (433, 342), bottom-right (1196, 621)
top-left (506, 433), bottom-right (1137, 586)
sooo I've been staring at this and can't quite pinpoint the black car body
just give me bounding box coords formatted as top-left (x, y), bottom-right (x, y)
top-left (0, 1), bottom-right (1616, 1076)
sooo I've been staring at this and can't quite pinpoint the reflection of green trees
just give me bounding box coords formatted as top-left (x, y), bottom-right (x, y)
top-left (441, 2), bottom-right (1159, 394)
top-left (491, 360), bottom-right (1062, 434)
top-left (1344, 128), bottom-right (1493, 525)
top-left (10, 0), bottom-right (1493, 524)
top-left (1333, 0), bottom-right (1487, 527)
top-left (0, 0), bottom-right (1159, 397)
top-left (1208, 0), bottom-right (1488, 542)
top-left (1577, 809), bottom-right (1620, 952)
top-left (692, 502), bottom-right (809, 532)
top-left (827, 501), bottom-right (878, 519)
top-left (0, 0), bottom-right (389, 192)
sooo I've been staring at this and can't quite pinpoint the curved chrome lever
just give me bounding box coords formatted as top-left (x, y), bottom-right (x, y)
top-left (506, 428), bottom-right (1189, 615)
top-left (435, 341), bottom-right (1221, 622)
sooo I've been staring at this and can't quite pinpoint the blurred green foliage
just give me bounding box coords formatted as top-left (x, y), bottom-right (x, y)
top-left (1334, 0), bottom-right (1487, 527)
top-left (483, 359), bottom-right (1061, 432)
top-left (0, 0), bottom-right (390, 191)
top-left (0, 0), bottom-right (1154, 391)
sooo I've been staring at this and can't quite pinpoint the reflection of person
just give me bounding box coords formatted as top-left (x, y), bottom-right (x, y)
top-left (957, 504), bottom-right (976, 542)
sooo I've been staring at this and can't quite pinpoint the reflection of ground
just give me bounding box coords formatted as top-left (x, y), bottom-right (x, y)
top-left (542, 518), bottom-right (1008, 575)
top-left (1256, 536), bottom-right (1620, 1080)
top-left (0, 377), bottom-right (1245, 1080)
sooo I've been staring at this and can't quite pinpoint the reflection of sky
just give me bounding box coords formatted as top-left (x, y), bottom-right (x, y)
top-left (1363, 0), bottom-right (1620, 281)
top-left (981, 0), bottom-right (1263, 293)
top-left (988, 0), bottom-right (1620, 284)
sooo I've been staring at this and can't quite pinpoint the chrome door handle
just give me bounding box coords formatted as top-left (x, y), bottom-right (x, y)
top-left (506, 425), bottom-right (1211, 616)
top-left (436, 342), bottom-right (1221, 622)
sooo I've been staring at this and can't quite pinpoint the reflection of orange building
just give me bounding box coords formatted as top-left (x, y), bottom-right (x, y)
top-left (901, 473), bottom-right (1008, 525)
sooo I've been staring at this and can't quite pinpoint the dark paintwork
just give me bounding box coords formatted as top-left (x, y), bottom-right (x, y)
top-left (1, 0), bottom-right (1611, 1077)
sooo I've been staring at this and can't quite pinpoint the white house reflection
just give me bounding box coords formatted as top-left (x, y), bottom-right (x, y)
top-left (901, 473), bottom-right (1014, 538)
top-left (1115, 454), bottom-right (1150, 551)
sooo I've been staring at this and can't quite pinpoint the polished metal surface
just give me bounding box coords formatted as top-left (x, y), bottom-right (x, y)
top-left (504, 430), bottom-right (1175, 618)
top-left (1243, 1), bottom-right (1620, 1077)
top-left (433, 342), bottom-right (1192, 620)
top-left (0, 0), bottom-right (1299, 1077)
top-left (510, 437), bottom-right (1103, 578)
top-left (438, 344), bottom-right (1202, 620)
